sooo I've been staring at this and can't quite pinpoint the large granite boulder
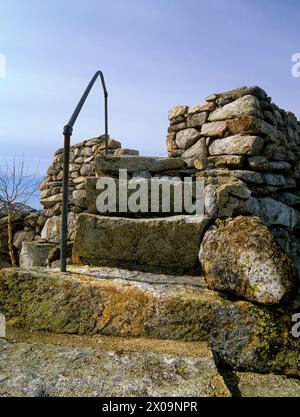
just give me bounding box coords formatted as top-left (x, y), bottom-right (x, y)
top-left (208, 297), bottom-right (300, 377)
top-left (199, 216), bottom-right (297, 305)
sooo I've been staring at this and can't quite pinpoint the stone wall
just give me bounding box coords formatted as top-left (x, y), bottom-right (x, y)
top-left (39, 135), bottom-right (139, 243)
top-left (0, 207), bottom-right (46, 268)
top-left (167, 86), bottom-right (300, 278)
top-left (19, 85), bottom-right (300, 281)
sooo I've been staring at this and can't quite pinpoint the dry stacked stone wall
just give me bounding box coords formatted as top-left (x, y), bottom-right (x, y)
top-left (39, 135), bottom-right (139, 243)
top-left (167, 86), bottom-right (300, 277)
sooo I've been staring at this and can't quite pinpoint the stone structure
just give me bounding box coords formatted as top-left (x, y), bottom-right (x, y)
top-left (166, 86), bottom-right (300, 282)
top-left (0, 208), bottom-right (47, 268)
top-left (38, 136), bottom-right (139, 241)
top-left (1, 85), bottom-right (300, 396)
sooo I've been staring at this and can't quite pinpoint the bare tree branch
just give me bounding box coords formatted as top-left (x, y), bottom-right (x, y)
top-left (0, 157), bottom-right (42, 266)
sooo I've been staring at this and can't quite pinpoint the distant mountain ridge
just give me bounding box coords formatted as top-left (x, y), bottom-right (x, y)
top-left (0, 200), bottom-right (36, 218)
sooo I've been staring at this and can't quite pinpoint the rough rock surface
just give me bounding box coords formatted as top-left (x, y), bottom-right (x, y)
top-left (209, 135), bottom-right (264, 156)
top-left (231, 372), bottom-right (300, 397)
top-left (41, 213), bottom-right (77, 243)
top-left (19, 242), bottom-right (56, 268)
top-left (200, 216), bottom-right (297, 305)
top-left (0, 266), bottom-right (216, 340)
top-left (0, 338), bottom-right (229, 397)
top-left (175, 129), bottom-right (201, 150)
top-left (95, 155), bottom-right (186, 175)
top-left (208, 95), bottom-right (261, 121)
top-left (73, 214), bottom-right (210, 272)
top-left (0, 267), bottom-right (299, 377)
top-left (166, 85), bottom-right (300, 285)
top-left (257, 198), bottom-right (298, 229)
top-left (85, 177), bottom-right (202, 216)
top-left (181, 138), bottom-right (207, 166)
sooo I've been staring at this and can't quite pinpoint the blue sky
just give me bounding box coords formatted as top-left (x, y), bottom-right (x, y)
top-left (1, 0), bottom-right (300, 190)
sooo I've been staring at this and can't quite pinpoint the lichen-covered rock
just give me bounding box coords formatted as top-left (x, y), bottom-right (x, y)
top-left (272, 227), bottom-right (300, 279)
top-left (188, 102), bottom-right (215, 114)
top-left (13, 230), bottom-right (35, 251)
top-left (208, 86), bottom-right (267, 107)
top-left (208, 298), bottom-right (300, 377)
top-left (181, 138), bottom-right (207, 164)
top-left (208, 95), bottom-right (261, 122)
top-left (0, 266), bottom-right (299, 376)
top-left (187, 112), bottom-right (208, 128)
top-left (0, 266), bottom-right (220, 340)
top-left (114, 148), bottom-right (139, 156)
top-left (175, 128), bottom-right (201, 150)
top-left (227, 116), bottom-right (271, 136)
top-left (204, 184), bottom-right (217, 218)
top-left (207, 155), bottom-right (244, 169)
top-left (201, 121), bottom-right (228, 138)
top-left (209, 135), bottom-right (264, 156)
top-left (232, 372), bottom-right (300, 397)
top-left (168, 105), bottom-right (188, 120)
top-left (0, 338), bottom-right (230, 397)
top-left (40, 193), bottom-right (62, 208)
top-left (85, 177), bottom-right (200, 216)
top-left (231, 170), bottom-right (265, 184)
top-left (199, 216), bottom-right (297, 305)
top-left (168, 121), bottom-right (187, 133)
top-left (73, 214), bottom-right (210, 273)
top-left (41, 213), bottom-right (77, 243)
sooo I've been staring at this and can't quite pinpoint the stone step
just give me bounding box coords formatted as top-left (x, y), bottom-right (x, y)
top-left (0, 329), bottom-right (229, 397)
top-left (95, 155), bottom-right (187, 174)
top-left (0, 266), bottom-right (212, 341)
top-left (72, 213), bottom-right (210, 273)
top-left (2, 328), bottom-right (299, 396)
top-left (85, 176), bottom-right (204, 216)
top-left (1, 266), bottom-right (299, 377)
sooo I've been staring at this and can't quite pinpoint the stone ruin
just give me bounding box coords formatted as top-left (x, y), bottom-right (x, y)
top-left (20, 86), bottom-right (300, 283)
top-left (0, 85), bottom-right (300, 395)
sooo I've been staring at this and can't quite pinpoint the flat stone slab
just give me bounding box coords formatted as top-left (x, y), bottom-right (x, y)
top-left (85, 176), bottom-right (203, 216)
top-left (95, 155), bottom-right (186, 174)
top-left (0, 267), bottom-right (227, 342)
top-left (0, 267), bottom-right (299, 377)
top-left (69, 265), bottom-right (206, 286)
top-left (72, 214), bottom-right (210, 272)
top-left (0, 336), bottom-right (229, 397)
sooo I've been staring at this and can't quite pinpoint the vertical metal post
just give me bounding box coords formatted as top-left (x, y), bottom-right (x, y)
top-left (60, 125), bottom-right (72, 272)
top-left (104, 93), bottom-right (108, 155)
top-left (60, 71), bottom-right (108, 271)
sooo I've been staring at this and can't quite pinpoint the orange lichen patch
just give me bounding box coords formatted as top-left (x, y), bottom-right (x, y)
top-left (72, 254), bottom-right (81, 265)
top-left (227, 116), bottom-right (263, 135)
